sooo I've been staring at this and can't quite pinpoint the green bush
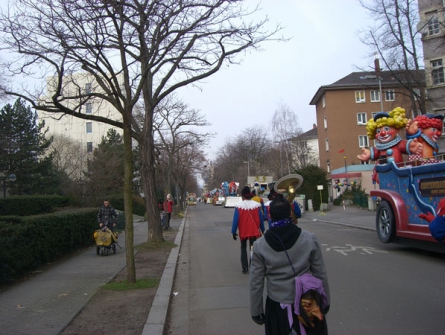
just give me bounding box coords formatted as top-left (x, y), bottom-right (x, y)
top-left (0, 208), bottom-right (97, 285)
top-left (333, 198), bottom-right (343, 206)
top-left (0, 195), bottom-right (72, 216)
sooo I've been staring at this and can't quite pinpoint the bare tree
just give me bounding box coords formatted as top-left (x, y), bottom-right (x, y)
top-left (0, 0), bottom-right (282, 283)
top-left (49, 134), bottom-right (89, 199)
top-left (212, 126), bottom-right (272, 186)
top-left (171, 139), bottom-right (205, 209)
top-left (153, 94), bottom-right (213, 201)
top-left (359, 0), bottom-right (426, 116)
top-left (271, 102), bottom-right (302, 176)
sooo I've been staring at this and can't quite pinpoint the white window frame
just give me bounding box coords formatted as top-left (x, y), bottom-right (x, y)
top-left (324, 117), bottom-right (327, 129)
top-left (325, 138), bottom-right (329, 151)
top-left (357, 113), bottom-right (367, 125)
top-left (385, 90), bottom-right (395, 101)
top-left (370, 90), bottom-right (380, 102)
top-left (426, 11), bottom-right (440, 36)
top-left (359, 135), bottom-right (369, 148)
top-left (326, 161), bottom-right (330, 173)
top-left (355, 91), bottom-right (365, 103)
top-left (86, 122), bottom-right (92, 133)
top-left (431, 59), bottom-right (445, 85)
top-left (322, 95), bottom-right (326, 108)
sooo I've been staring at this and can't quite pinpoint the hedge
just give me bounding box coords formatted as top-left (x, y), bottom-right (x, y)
top-left (0, 195), bottom-right (72, 216)
top-left (0, 208), bottom-right (97, 285)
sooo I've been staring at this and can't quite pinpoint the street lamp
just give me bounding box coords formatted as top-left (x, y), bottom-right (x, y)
top-left (243, 161), bottom-right (250, 177)
top-left (3, 174), bottom-right (17, 198)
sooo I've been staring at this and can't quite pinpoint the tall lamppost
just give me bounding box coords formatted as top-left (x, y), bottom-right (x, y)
top-left (2, 174), bottom-right (17, 198)
top-left (243, 161), bottom-right (250, 178)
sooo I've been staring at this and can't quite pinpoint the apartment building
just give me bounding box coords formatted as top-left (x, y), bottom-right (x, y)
top-left (38, 73), bottom-right (122, 156)
top-left (418, 0), bottom-right (445, 147)
top-left (310, 70), bottom-right (425, 198)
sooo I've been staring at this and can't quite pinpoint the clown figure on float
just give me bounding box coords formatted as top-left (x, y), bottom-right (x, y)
top-left (406, 114), bottom-right (444, 163)
top-left (357, 107), bottom-right (423, 182)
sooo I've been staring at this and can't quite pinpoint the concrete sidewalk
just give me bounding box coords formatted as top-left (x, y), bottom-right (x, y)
top-left (0, 216), bottom-right (184, 335)
top-left (301, 203), bottom-right (377, 231)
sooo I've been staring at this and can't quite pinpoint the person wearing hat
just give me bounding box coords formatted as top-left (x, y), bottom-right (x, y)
top-left (357, 107), bottom-right (422, 182)
top-left (406, 113), bottom-right (444, 161)
top-left (231, 185), bottom-right (265, 273)
top-left (249, 194), bottom-right (330, 335)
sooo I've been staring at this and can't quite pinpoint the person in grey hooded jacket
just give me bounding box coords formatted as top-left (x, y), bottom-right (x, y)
top-left (249, 194), bottom-right (330, 335)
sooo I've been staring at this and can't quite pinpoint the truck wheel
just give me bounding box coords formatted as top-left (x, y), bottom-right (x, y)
top-left (96, 246), bottom-right (100, 255)
top-left (376, 201), bottom-right (396, 243)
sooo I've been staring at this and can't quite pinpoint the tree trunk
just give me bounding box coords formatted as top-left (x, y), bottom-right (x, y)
top-left (140, 135), bottom-right (164, 243)
top-left (123, 115), bottom-right (136, 283)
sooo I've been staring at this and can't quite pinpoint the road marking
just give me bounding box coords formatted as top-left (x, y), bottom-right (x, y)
top-left (321, 243), bottom-right (388, 256)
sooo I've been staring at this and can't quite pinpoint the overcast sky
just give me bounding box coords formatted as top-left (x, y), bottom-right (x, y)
top-left (177, 0), bottom-right (377, 160)
top-left (0, 0), bottom-right (378, 161)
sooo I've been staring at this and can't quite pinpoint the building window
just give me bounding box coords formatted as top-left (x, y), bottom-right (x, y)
top-left (325, 138), bottom-right (329, 151)
top-left (426, 11), bottom-right (440, 36)
top-left (322, 95), bottom-right (326, 108)
top-left (372, 112), bottom-right (379, 119)
top-left (86, 122), bottom-right (92, 133)
top-left (359, 135), bottom-right (369, 148)
top-left (355, 91), bottom-right (365, 103)
top-left (370, 90), bottom-right (380, 102)
top-left (85, 83), bottom-right (92, 94)
top-left (357, 113), bottom-right (367, 125)
top-left (324, 117), bottom-right (327, 129)
top-left (85, 103), bottom-right (92, 114)
top-left (431, 59), bottom-right (444, 85)
top-left (385, 90), bottom-right (395, 101)
top-left (87, 142), bottom-right (93, 153)
top-left (326, 161), bottom-right (330, 173)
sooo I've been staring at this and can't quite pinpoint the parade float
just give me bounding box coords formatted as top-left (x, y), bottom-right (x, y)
top-left (357, 107), bottom-right (445, 251)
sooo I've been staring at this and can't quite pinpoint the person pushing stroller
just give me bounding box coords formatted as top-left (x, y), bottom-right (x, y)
top-left (98, 199), bottom-right (119, 232)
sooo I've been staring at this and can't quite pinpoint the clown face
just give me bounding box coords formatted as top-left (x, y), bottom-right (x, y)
top-left (375, 125), bottom-right (399, 144)
top-left (422, 126), bottom-right (442, 143)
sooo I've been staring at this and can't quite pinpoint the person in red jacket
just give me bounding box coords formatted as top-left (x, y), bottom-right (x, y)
top-left (163, 194), bottom-right (174, 230)
top-left (231, 186), bottom-right (265, 273)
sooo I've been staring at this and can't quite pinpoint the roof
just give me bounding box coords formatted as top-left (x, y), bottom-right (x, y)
top-left (291, 126), bottom-right (318, 141)
top-left (309, 70), bottom-right (425, 105)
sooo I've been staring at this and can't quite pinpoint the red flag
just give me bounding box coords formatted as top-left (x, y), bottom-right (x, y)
top-left (338, 149), bottom-right (345, 153)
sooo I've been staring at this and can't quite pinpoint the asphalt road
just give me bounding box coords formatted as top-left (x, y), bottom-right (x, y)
top-left (166, 203), bottom-right (445, 335)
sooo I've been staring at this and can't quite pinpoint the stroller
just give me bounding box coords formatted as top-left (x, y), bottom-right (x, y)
top-left (93, 221), bottom-right (120, 256)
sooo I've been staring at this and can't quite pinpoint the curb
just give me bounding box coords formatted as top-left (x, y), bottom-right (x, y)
top-left (311, 218), bottom-right (376, 232)
top-left (141, 212), bottom-right (187, 335)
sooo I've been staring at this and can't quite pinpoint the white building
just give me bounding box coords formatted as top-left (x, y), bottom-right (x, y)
top-left (38, 73), bottom-right (123, 155)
